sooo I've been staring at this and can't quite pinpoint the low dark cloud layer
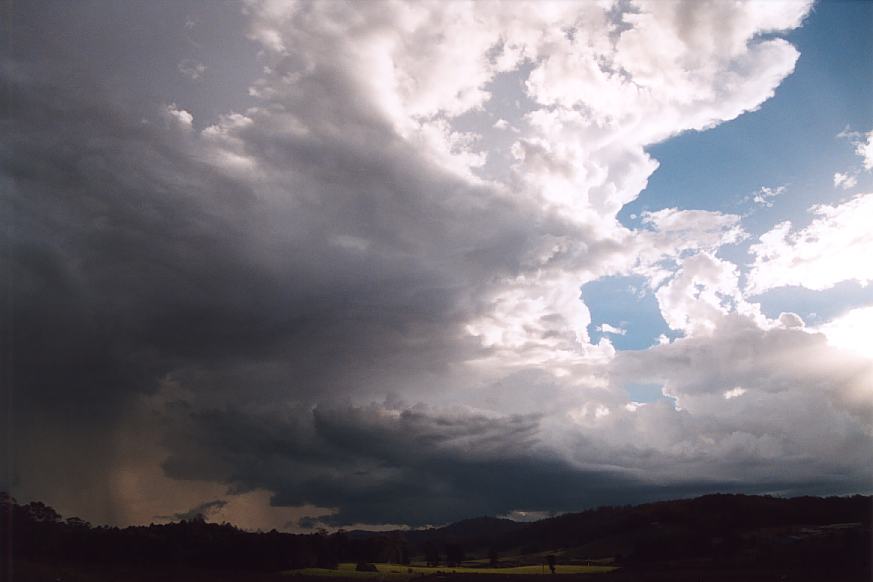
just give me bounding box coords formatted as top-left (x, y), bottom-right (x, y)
top-left (160, 401), bottom-right (750, 526)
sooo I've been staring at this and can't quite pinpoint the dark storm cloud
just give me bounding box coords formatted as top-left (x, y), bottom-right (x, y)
top-left (161, 403), bottom-right (550, 526)
top-left (158, 401), bottom-right (761, 527)
top-left (158, 499), bottom-right (228, 523)
top-left (4, 1), bottom-right (257, 122)
top-left (1, 19), bottom-right (539, 412)
top-left (0, 1), bottom-right (594, 525)
top-left (3, 63), bottom-right (259, 413)
top-left (2, 51), bottom-right (272, 519)
top-left (296, 516), bottom-right (322, 530)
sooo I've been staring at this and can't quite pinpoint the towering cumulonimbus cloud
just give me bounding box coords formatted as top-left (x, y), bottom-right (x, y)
top-left (3, 0), bottom-right (870, 529)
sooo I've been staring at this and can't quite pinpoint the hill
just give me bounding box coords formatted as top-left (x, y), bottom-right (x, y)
top-left (2, 492), bottom-right (870, 580)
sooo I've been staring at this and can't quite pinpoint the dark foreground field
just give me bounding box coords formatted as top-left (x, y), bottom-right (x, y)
top-left (4, 494), bottom-right (871, 582)
top-left (8, 560), bottom-right (872, 582)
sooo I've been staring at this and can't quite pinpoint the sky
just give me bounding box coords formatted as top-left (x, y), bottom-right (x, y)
top-left (1, 0), bottom-right (872, 532)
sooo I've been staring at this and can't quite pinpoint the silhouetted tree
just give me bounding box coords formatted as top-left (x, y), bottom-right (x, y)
top-left (488, 546), bottom-right (499, 567)
top-left (546, 554), bottom-right (556, 574)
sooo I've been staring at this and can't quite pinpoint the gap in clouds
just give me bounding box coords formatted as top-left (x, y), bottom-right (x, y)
top-left (582, 276), bottom-right (680, 350)
top-left (754, 281), bottom-right (873, 326)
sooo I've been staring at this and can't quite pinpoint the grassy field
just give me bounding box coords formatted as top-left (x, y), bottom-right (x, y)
top-left (285, 562), bottom-right (617, 578)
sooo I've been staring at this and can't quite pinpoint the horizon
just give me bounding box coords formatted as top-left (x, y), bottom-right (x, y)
top-left (5, 490), bottom-right (870, 533)
top-left (2, 0), bottom-right (872, 535)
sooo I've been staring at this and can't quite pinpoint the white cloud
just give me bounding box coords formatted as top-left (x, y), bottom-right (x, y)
top-left (654, 252), bottom-right (763, 336)
top-left (616, 208), bottom-right (750, 291)
top-left (750, 185), bottom-right (785, 207)
top-left (643, 208), bottom-right (747, 245)
top-left (164, 103), bottom-right (193, 128)
top-left (723, 386), bottom-right (747, 399)
top-left (816, 305), bottom-right (873, 359)
top-left (777, 312), bottom-right (805, 328)
top-left (856, 130), bottom-right (873, 171)
top-left (607, 314), bottom-right (873, 485)
top-left (833, 171), bottom-right (858, 190)
top-left (599, 323), bottom-right (627, 336)
top-left (747, 193), bottom-right (873, 294)
top-left (243, 0), bottom-right (811, 222)
top-left (836, 126), bottom-right (872, 175)
top-left (639, 208), bottom-right (747, 259)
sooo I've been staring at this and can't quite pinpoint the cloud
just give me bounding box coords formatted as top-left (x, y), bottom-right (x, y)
top-left (836, 126), bottom-right (873, 175)
top-left (723, 386), bottom-right (747, 400)
top-left (653, 252), bottom-right (763, 336)
top-left (6, 0), bottom-right (853, 531)
top-left (296, 516), bottom-right (323, 530)
top-left (777, 312), bottom-right (805, 329)
top-left (856, 130), bottom-right (873, 171)
top-left (164, 103), bottom-right (194, 127)
top-left (161, 399), bottom-right (782, 526)
top-left (610, 314), bottom-right (873, 487)
top-left (833, 172), bottom-right (858, 190)
top-left (749, 185), bottom-right (785, 207)
top-left (160, 499), bottom-right (227, 522)
top-left (747, 193), bottom-right (873, 294)
top-left (599, 323), bottom-right (627, 336)
top-left (633, 208), bottom-right (747, 285)
top-left (158, 401), bottom-right (615, 525)
top-left (177, 58), bottom-right (207, 81)
top-left (815, 304), bottom-right (873, 359)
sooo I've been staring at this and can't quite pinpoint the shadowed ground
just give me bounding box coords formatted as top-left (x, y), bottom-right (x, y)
top-left (8, 561), bottom-right (871, 582)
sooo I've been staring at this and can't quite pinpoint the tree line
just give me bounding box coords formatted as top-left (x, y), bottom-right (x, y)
top-left (2, 491), bottom-right (870, 574)
top-left (0, 493), bottom-right (413, 571)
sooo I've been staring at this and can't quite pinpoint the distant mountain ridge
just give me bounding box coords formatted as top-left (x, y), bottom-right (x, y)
top-left (350, 493), bottom-right (871, 554)
top-left (347, 515), bottom-right (525, 545)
